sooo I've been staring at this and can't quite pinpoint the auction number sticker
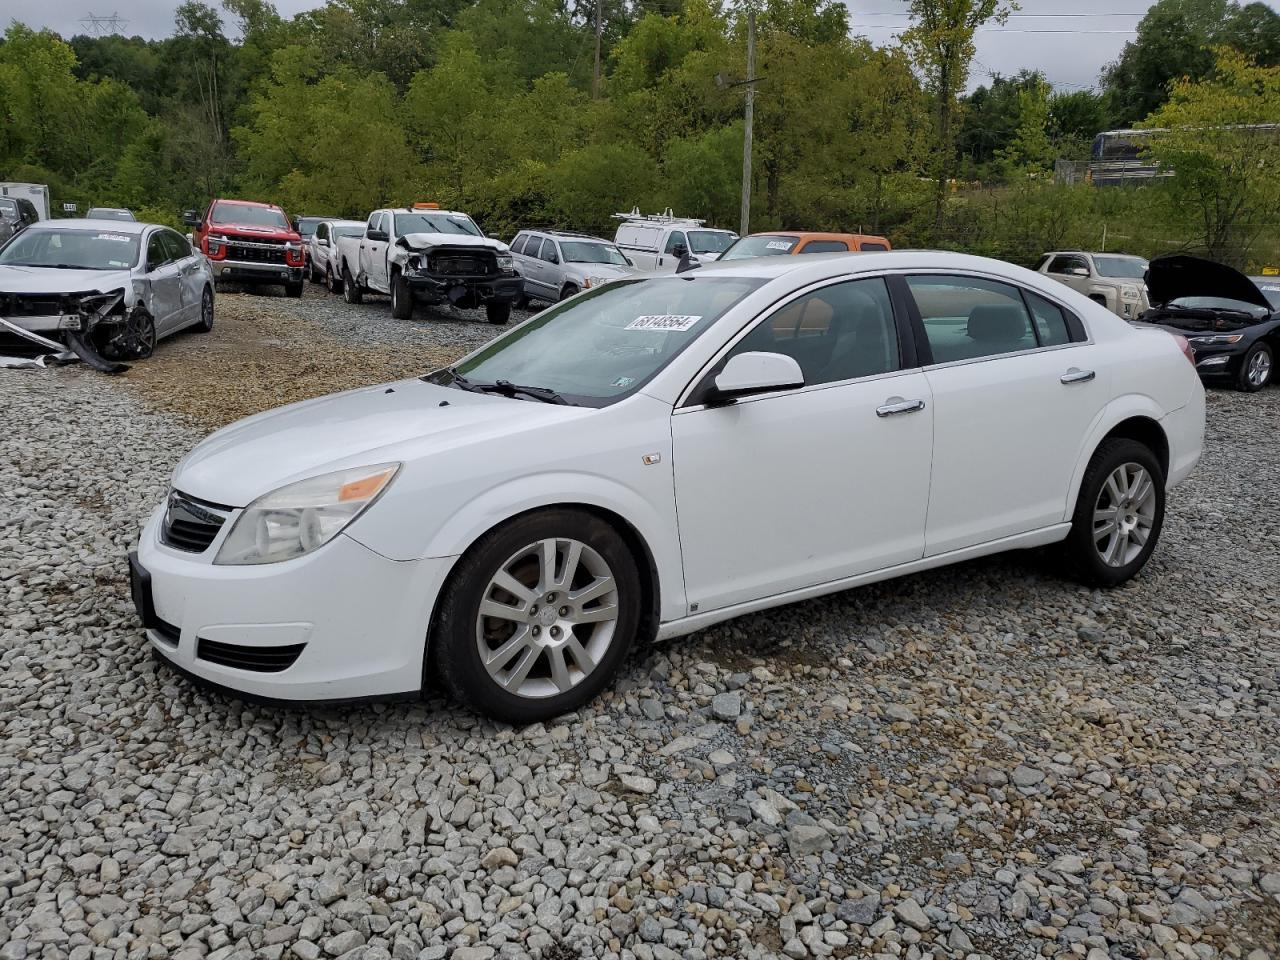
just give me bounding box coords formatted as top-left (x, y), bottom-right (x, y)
top-left (627, 314), bottom-right (702, 332)
top-left (765, 240), bottom-right (794, 250)
top-left (96, 233), bottom-right (132, 243)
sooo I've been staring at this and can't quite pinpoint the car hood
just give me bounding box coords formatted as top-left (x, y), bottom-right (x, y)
top-left (400, 233), bottom-right (509, 253)
top-left (572, 263), bottom-right (632, 280)
top-left (209, 223), bottom-right (300, 243)
top-left (0, 265), bottom-right (132, 294)
top-left (173, 378), bottom-right (583, 507)
top-left (1146, 254), bottom-right (1270, 309)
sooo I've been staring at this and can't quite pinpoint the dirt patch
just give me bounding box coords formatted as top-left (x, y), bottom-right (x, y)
top-left (114, 291), bottom-right (469, 430)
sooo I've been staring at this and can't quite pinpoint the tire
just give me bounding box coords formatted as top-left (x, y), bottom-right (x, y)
top-left (285, 281), bottom-right (304, 298)
top-left (486, 301), bottom-right (511, 325)
top-left (1237, 341), bottom-right (1273, 392)
top-left (343, 266), bottom-right (363, 304)
top-left (391, 271), bottom-right (413, 320)
top-left (326, 266), bottom-right (342, 295)
top-left (102, 306), bottom-right (155, 360)
top-left (196, 285), bottom-right (214, 333)
top-left (432, 509), bottom-right (643, 723)
top-left (1062, 438), bottom-right (1165, 587)
top-left (559, 284), bottom-right (579, 302)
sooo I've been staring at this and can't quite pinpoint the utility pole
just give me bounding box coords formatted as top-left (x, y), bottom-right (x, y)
top-left (592, 0), bottom-right (603, 100)
top-left (740, 6), bottom-right (755, 237)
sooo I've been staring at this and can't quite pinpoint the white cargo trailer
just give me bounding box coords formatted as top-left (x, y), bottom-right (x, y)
top-left (0, 182), bottom-right (50, 220)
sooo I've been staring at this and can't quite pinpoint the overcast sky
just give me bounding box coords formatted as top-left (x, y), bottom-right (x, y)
top-left (7, 0), bottom-right (1276, 91)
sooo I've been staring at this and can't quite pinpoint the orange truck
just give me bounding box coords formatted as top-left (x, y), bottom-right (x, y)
top-left (718, 231), bottom-right (891, 261)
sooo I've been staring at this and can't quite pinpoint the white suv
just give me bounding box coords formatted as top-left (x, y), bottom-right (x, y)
top-left (1036, 251), bottom-right (1150, 319)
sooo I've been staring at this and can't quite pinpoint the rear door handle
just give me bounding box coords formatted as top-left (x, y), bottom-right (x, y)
top-left (1060, 368), bottom-right (1096, 384)
top-left (876, 398), bottom-right (927, 417)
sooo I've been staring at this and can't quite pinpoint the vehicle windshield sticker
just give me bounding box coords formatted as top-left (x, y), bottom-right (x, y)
top-left (766, 240), bottom-right (794, 250)
top-left (612, 376), bottom-right (636, 387)
top-left (626, 314), bottom-right (702, 331)
top-left (96, 233), bottom-right (131, 243)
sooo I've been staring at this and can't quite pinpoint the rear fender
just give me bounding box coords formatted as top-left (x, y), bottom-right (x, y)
top-left (1064, 394), bottom-right (1170, 520)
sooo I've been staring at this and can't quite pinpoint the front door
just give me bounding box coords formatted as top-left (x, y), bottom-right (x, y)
top-left (144, 232), bottom-right (183, 332)
top-left (902, 273), bottom-right (1111, 556)
top-left (364, 213), bottom-right (389, 292)
top-left (672, 276), bottom-right (934, 613)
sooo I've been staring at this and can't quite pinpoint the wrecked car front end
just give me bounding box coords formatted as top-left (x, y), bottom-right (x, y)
top-left (398, 239), bottom-right (522, 309)
top-left (0, 277), bottom-right (147, 373)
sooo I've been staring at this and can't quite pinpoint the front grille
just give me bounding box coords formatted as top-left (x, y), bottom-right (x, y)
top-left (161, 491), bottom-right (233, 553)
top-left (197, 638), bottom-right (305, 673)
top-left (428, 251), bottom-right (497, 277)
top-left (225, 241), bottom-right (286, 264)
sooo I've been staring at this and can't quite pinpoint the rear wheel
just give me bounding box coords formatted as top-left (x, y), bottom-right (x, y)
top-left (343, 267), bottom-right (363, 304)
top-left (285, 281), bottom-right (303, 298)
top-left (432, 509), bottom-right (642, 723)
top-left (391, 271), bottom-right (413, 320)
top-left (1237, 341), bottom-right (1273, 391)
top-left (486, 301), bottom-right (511, 325)
top-left (1062, 438), bottom-right (1164, 587)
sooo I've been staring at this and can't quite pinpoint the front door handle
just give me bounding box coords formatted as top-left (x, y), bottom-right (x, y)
top-left (1060, 368), bottom-right (1096, 384)
top-left (876, 398), bottom-right (927, 417)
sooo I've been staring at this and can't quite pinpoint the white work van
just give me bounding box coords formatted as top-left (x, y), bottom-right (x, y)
top-left (612, 209), bottom-right (737, 273)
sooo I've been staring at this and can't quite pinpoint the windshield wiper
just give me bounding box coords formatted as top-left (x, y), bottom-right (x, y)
top-left (443, 371), bottom-right (570, 405)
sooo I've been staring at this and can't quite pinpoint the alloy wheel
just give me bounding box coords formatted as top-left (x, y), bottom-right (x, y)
top-left (1247, 349), bottom-right (1272, 387)
top-left (1093, 462), bottom-right (1156, 567)
top-left (475, 538), bottom-right (619, 699)
top-left (201, 289), bottom-right (213, 328)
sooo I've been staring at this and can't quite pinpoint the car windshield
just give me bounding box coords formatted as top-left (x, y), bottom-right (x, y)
top-left (1252, 281), bottom-right (1280, 311)
top-left (0, 228), bottom-right (139, 269)
top-left (296, 218), bottom-right (323, 237)
top-left (719, 235), bottom-right (799, 261)
top-left (212, 202), bottom-right (289, 229)
top-left (559, 241), bottom-right (628, 265)
top-left (394, 213), bottom-right (482, 237)
top-left (334, 225), bottom-right (365, 239)
top-left (87, 208), bottom-right (134, 221)
top-left (1169, 296), bottom-right (1269, 317)
top-left (438, 276), bottom-right (764, 406)
top-left (1093, 255), bottom-right (1147, 279)
top-left (688, 230), bottom-right (736, 254)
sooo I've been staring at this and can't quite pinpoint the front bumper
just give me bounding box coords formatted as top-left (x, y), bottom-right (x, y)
top-left (132, 506), bottom-right (456, 701)
top-left (405, 274), bottom-right (523, 303)
top-left (1192, 348), bottom-right (1244, 380)
top-left (210, 259), bottom-right (304, 284)
top-left (0, 313), bottom-right (84, 334)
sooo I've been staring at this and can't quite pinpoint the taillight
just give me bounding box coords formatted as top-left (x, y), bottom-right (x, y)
top-left (1172, 333), bottom-right (1196, 366)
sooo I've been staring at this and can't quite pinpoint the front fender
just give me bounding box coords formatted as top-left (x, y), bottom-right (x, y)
top-left (349, 471), bottom-right (687, 623)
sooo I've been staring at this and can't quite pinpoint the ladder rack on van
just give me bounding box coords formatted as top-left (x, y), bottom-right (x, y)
top-left (611, 207), bottom-right (706, 227)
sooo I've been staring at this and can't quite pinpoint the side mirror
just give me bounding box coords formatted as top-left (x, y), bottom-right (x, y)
top-left (709, 352), bottom-right (804, 404)
top-left (366, 228), bottom-right (388, 242)
top-left (1068, 266), bottom-right (1089, 277)
top-left (318, 237), bottom-right (329, 246)
top-left (673, 243), bottom-right (689, 259)
top-left (182, 210), bottom-right (202, 228)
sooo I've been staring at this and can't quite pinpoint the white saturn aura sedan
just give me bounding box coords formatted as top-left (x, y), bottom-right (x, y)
top-left (130, 251), bottom-right (1204, 722)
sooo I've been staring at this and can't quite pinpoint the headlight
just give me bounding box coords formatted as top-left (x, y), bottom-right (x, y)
top-left (1189, 334), bottom-right (1244, 345)
top-left (207, 235), bottom-right (226, 254)
top-left (1120, 285), bottom-right (1141, 301)
top-left (584, 276), bottom-right (611, 289)
top-left (214, 463), bottom-right (400, 565)
top-left (497, 255), bottom-right (514, 274)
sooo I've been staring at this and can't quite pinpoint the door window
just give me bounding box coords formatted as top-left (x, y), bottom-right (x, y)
top-left (1026, 291), bottom-right (1074, 346)
top-left (316, 223), bottom-right (328, 241)
top-left (906, 275), bottom-right (1038, 363)
top-left (539, 240), bottom-right (559, 264)
top-left (146, 233), bottom-right (170, 271)
top-left (161, 230), bottom-right (191, 261)
top-left (664, 230), bottom-right (687, 254)
top-left (798, 240), bottom-right (849, 254)
top-left (858, 241), bottom-right (889, 251)
top-left (511, 233), bottom-right (528, 255)
top-left (722, 277), bottom-right (901, 387)
top-left (1047, 254), bottom-right (1089, 275)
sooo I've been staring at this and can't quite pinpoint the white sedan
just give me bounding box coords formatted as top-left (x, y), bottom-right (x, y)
top-left (130, 251), bottom-right (1204, 721)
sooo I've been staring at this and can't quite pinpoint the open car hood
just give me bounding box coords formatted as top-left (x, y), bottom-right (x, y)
top-left (1146, 254), bottom-right (1271, 309)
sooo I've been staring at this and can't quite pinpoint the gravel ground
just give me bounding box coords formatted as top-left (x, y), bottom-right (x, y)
top-left (2, 285), bottom-right (1279, 960)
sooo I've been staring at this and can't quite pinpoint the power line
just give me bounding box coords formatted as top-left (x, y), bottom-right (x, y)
top-left (850, 10), bottom-right (1149, 15)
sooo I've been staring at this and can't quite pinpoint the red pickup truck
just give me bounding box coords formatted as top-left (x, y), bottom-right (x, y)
top-left (183, 199), bottom-right (306, 297)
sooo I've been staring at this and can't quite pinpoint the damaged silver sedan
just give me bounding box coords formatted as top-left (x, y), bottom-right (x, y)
top-left (0, 219), bottom-right (214, 373)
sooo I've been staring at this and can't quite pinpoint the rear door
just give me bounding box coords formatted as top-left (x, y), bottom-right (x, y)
top-left (903, 272), bottom-right (1109, 555)
top-left (144, 230), bottom-right (183, 333)
top-left (520, 237), bottom-right (551, 298)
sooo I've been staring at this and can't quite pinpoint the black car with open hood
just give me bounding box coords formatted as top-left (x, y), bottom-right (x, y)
top-left (1137, 254), bottom-right (1279, 391)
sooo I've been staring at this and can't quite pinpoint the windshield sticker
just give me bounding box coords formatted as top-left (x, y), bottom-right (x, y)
top-left (627, 314), bottom-right (702, 332)
top-left (766, 240), bottom-right (794, 250)
top-left (96, 233), bottom-right (132, 243)
top-left (612, 376), bottom-right (636, 387)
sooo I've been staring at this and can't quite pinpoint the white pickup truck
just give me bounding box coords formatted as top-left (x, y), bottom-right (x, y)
top-left (334, 206), bottom-right (522, 324)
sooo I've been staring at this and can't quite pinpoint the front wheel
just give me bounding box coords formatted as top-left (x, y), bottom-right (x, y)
top-left (326, 266), bottom-right (342, 295)
top-left (343, 267), bottom-right (363, 304)
top-left (432, 509), bottom-right (643, 723)
top-left (196, 286), bottom-right (214, 332)
top-left (1237, 341), bottom-right (1273, 392)
top-left (391, 272), bottom-right (413, 320)
top-left (486, 301), bottom-right (511, 325)
top-left (1062, 438), bottom-right (1165, 587)
top-left (285, 281), bottom-right (303, 298)
top-left (559, 284), bottom-right (579, 302)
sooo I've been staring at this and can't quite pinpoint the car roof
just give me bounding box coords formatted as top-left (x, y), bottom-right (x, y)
top-left (214, 199), bottom-right (281, 210)
top-left (747, 231), bottom-right (888, 243)
top-left (383, 208), bottom-right (471, 217)
top-left (1046, 250), bottom-right (1144, 258)
top-left (27, 218), bottom-right (150, 236)
top-left (327, 219), bottom-right (368, 227)
top-left (682, 249), bottom-right (1045, 283)
top-left (532, 230), bottom-right (612, 242)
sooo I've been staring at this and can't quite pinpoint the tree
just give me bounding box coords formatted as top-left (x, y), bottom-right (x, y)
top-left (901, 0), bottom-right (1012, 235)
top-left (1141, 49), bottom-right (1280, 266)
top-left (957, 71), bottom-right (1047, 177)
